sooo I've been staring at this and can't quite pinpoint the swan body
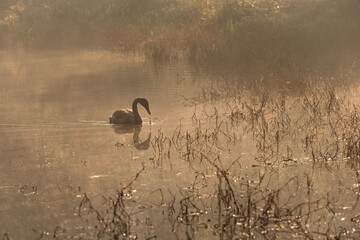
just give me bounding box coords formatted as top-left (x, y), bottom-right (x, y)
top-left (110, 98), bottom-right (151, 125)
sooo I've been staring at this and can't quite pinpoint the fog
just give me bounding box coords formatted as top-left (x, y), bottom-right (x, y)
top-left (1, 0), bottom-right (360, 75)
top-left (1, 1), bottom-right (360, 239)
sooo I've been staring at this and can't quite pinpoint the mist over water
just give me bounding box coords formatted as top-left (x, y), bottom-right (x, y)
top-left (1, 1), bottom-right (360, 239)
top-left (0, 50), bottom-right (359, 239)
top-left (0, 51), bottom-right (191, 238)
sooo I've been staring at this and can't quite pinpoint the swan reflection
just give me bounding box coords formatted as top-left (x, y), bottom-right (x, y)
top-left (112, 125), bottom-right (151, 150)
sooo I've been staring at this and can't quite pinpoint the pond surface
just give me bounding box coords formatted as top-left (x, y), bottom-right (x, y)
top-left (0, 51), bottom-right (359, 239)
top-left (0, 51), bottom-right (191, 238)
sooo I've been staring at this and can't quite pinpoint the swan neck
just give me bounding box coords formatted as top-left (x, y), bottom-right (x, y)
top-left (132, 99), bottom-right (141, 121)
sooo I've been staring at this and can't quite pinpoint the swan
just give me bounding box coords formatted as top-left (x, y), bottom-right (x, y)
top-left (109, 98), bottom-right (151, 125)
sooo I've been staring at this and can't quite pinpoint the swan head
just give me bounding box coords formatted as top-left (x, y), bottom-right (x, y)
top-left (137, 98), bottom-right (151, 115)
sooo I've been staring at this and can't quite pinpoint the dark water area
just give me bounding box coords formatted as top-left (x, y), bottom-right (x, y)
top-left (1, 51), bottom-right (360, 239)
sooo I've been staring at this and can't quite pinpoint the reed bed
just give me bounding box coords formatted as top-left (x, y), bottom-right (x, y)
top-left (39, 77), bottom-right (360, 239)
top-left (1, 0), bottom-right (360, 78)
top-left (2, 1), bottom-right (359, 238)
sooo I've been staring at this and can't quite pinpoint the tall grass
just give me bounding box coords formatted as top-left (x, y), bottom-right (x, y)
top-left (1, 0), bottom-right (360, 77)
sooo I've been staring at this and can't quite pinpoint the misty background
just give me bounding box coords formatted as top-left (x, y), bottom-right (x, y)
top-left (1, 0), bottom-right (360, 78)
top-left (2, 1), bottom-right (360, 239)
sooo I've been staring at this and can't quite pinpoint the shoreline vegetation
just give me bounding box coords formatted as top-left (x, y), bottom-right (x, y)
top-left (2, 1), bottom-right (360, 239)
top-left (1, 0), bottom-right (360, 79)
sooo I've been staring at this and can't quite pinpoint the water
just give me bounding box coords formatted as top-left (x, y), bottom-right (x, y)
top-left (1, 51), bottom-right (359, 239)
top-left (0, 51), bottom-right (192, 239)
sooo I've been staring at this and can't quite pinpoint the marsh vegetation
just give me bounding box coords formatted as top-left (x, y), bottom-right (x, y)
top-left (1, 0), bottom-right (360, 239)
top-left (1, 0), bottom-right (360, 74)
top-left (47, 80), bottom-right (360, 239)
